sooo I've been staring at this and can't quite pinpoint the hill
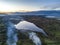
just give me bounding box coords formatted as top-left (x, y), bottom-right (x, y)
top-left (9, 10), bottom-right (60, 17)
top-left (0, 15), bottom-right (60, 45)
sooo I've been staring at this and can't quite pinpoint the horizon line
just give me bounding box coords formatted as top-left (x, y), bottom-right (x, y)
top-left (0, 9), bottom-right (60, 13)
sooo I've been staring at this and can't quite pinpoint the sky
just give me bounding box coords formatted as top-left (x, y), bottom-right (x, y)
top-left (0, 0), bottom-right (60, 12)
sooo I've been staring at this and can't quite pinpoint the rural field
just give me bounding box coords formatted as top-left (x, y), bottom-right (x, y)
top-left (0, 15), bottom-right (60, 45)
top-left (0, 0), bottom-right (60, 45)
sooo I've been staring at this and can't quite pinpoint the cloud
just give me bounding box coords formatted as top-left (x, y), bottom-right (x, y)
top-left (40, 3), bottom-right (60, 10)
top-left (0, 0), bottom-right (60, 12)
top-left (54, 8), bottom-right (60, 10)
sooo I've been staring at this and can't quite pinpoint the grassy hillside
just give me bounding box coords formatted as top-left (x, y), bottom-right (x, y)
top-left (0, 15), bottom-right (60, 45)
top-left (23, 16), bottom-right (60, 45)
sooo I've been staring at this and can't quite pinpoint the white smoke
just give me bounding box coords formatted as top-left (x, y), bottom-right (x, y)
top-left (7, 22), bottom-right (18, 45)
top-left (28, 32), bottom-right (42, 45)
top-left (15, 21), bottom-right (48, 37)
top-left (6, 20), bottom-right (47, 45)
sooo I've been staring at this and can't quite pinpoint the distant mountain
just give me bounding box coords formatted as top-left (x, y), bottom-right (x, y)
top-left (9, 10), bottom-right (60, 17)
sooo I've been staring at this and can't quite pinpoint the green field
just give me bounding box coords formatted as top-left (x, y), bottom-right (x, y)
top-left (0, 16), bottom-right (60, 45)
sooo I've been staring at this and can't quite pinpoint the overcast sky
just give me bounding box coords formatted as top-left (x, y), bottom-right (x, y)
top-left (0, 0), bottom-right (60, 12)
